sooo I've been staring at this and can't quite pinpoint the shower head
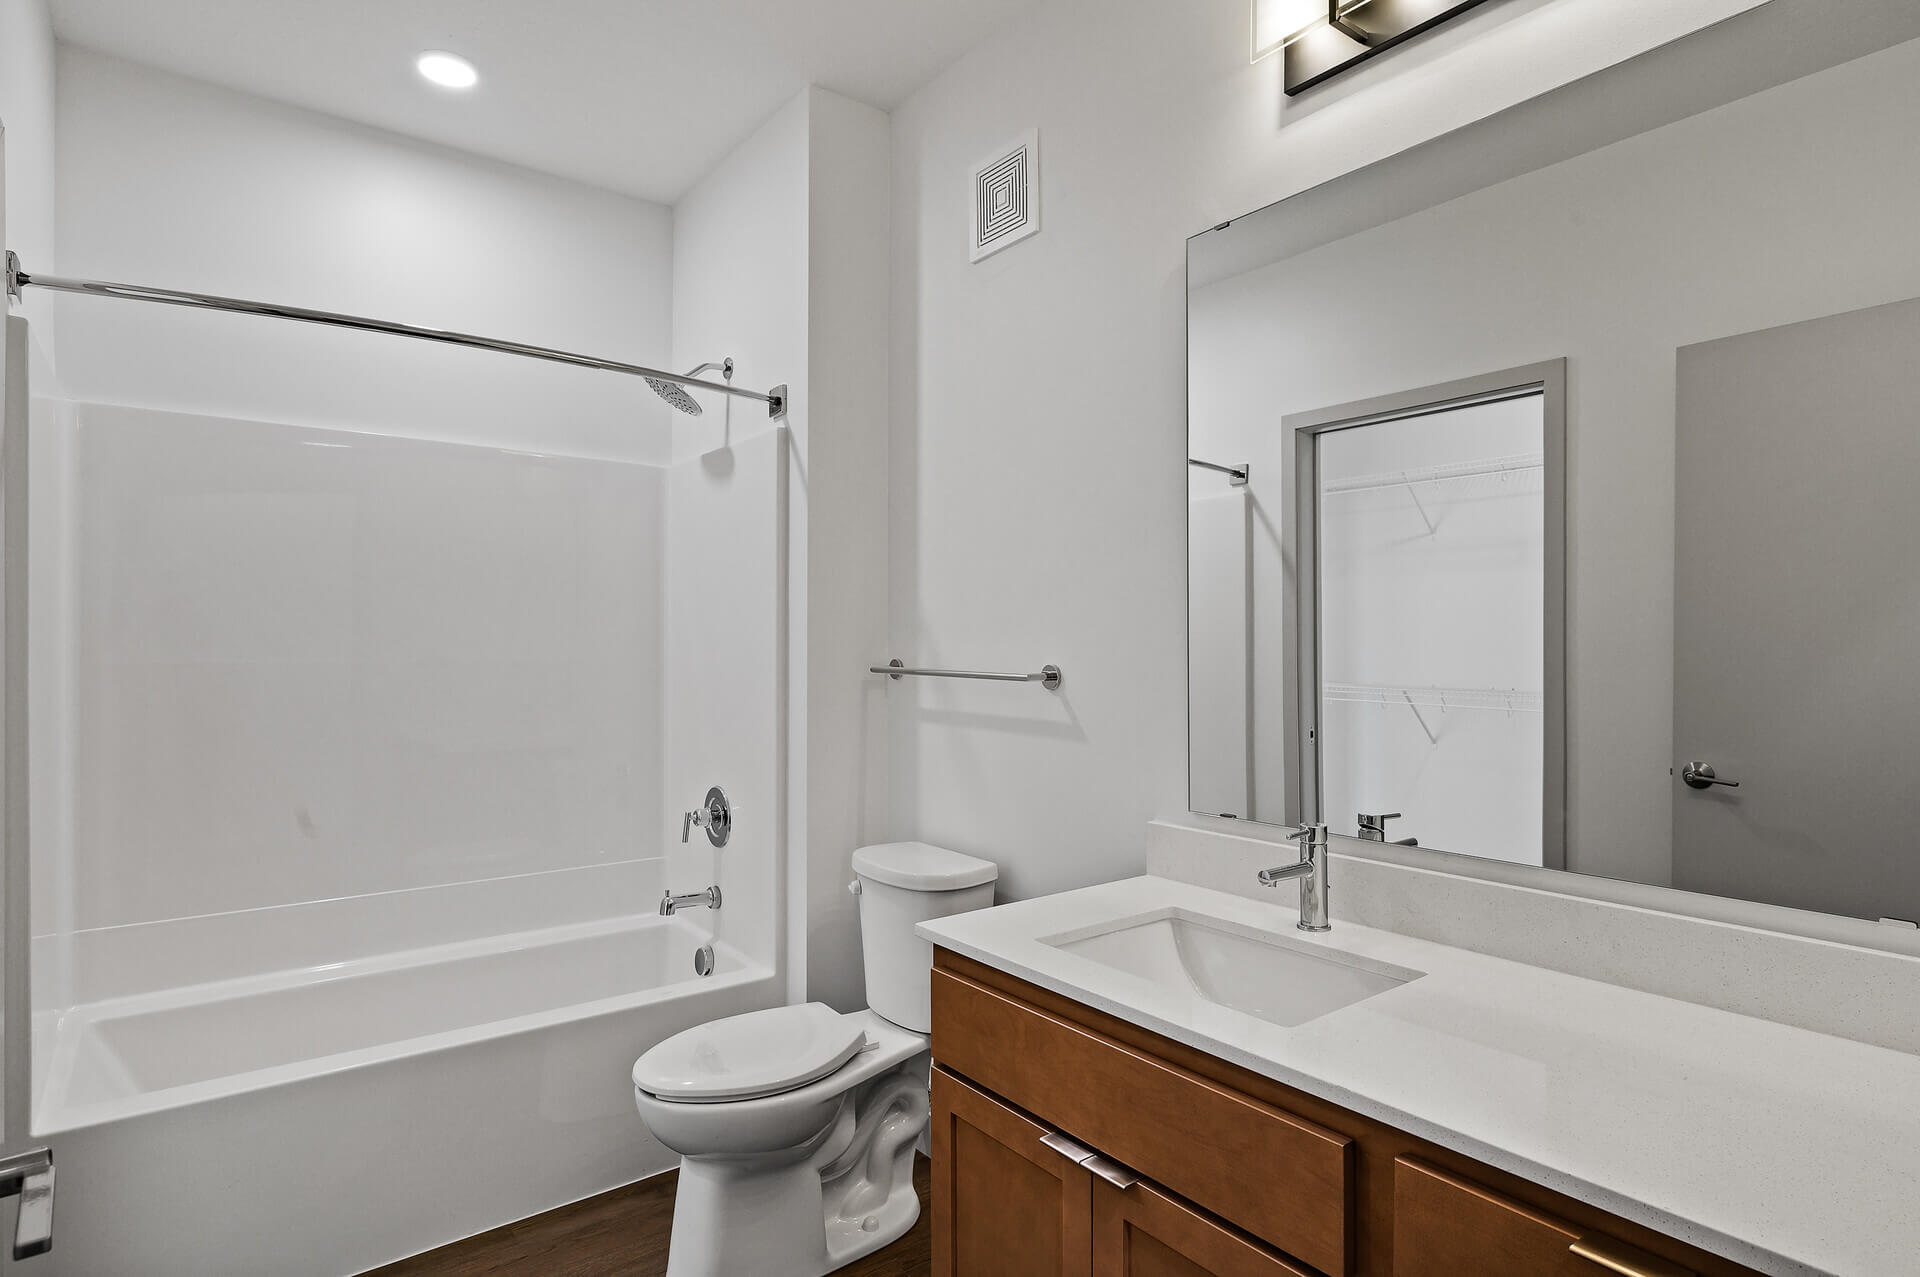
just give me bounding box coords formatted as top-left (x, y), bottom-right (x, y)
top-left (646, 357), bottom-right (734, 418)
top-left (646, 376), bottom-right (704, 416)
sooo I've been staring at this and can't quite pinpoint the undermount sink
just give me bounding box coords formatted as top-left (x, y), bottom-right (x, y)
top-left (1045, 910), bottom-right (1422, 1028)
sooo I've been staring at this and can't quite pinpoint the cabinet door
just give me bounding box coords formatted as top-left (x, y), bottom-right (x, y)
top-left (932, 1067), bottom-right (1094, 1277)
top-left (1093, 1177), bottom-right (1315, 1277)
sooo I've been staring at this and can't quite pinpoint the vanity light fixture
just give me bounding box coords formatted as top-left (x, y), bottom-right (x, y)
top-left (1251, 0), bottom-right (1335, 60)
top-left (416, 51), bottom-right (479, 90)
top-left (1253, 0), bottom-right (1497, 94)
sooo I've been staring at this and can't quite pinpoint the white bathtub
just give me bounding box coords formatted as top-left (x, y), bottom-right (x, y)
top-left (32, 910), bottom-right (778, 1276)
top-left (39, 913), bottom-right (763, 1131)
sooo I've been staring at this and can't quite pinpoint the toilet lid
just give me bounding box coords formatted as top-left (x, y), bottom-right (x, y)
top-left (631, 1003), bottom-right (868, 1103)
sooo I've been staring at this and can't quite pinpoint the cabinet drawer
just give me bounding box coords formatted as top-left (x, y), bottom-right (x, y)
top-left (1394, 1159), bottom-right (1694, 1277)
top-left (932, 968), bottom-right (1353, 1276)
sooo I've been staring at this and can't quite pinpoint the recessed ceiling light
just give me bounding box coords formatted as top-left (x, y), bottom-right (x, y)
top-left (416, 51), bottom-right (478, 90)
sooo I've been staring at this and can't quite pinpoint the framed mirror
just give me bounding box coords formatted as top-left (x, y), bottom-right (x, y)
top-left (1187, 3), bottom-right (1920, 927)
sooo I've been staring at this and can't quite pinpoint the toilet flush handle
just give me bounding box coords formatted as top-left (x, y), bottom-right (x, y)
top-left (848, 878), bottom-right (862, 896)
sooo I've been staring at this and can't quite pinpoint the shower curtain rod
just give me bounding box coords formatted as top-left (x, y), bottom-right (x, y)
top-left (3, 251), bottom-right (787, 419)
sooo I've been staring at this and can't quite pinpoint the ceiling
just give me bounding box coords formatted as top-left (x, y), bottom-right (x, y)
top-left (50, 0), bottom-right (1035, 204)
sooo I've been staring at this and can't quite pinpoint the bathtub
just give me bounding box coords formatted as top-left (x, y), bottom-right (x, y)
top-left (31, 909), bottom-right (779, 1276)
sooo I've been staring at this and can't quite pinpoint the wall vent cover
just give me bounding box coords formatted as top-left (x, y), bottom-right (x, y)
top-left (970, 131), bottom-right (1040, 262)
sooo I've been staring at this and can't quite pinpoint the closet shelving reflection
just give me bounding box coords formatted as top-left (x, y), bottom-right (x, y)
top-left (1322, 452), bottom-right (1542, 534)
top-left (1322, 682), bottom-right (1544, 744)
top-left (1320, 451), bottom-right (1544, 495)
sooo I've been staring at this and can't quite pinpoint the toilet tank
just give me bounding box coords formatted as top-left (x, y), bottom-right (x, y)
top-left (851, 842), bottom-right (999, 1033)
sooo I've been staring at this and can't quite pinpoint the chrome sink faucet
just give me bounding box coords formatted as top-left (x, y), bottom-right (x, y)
top-left (1257, 823), bottom-right (1331, 933)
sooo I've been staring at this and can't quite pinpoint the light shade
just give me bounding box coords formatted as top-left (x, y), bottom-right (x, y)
top-left (1252, 0), bottom-right (1328, 61)
top-left (415, 51), bottom-right (479, 90)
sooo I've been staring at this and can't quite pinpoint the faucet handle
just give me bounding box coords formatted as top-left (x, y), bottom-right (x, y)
top-left (1357, 812), bottom-right (1402, 836)
top-left (680, 787), bottom-right (732, 847)
top-left (1277, 821), bottom-right (1328, 843)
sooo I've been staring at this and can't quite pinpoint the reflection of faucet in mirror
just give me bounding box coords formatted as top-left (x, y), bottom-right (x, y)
top-left (1357, 813), bottom-right (1418, 846)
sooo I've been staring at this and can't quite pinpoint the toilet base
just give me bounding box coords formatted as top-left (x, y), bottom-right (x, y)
top-left (663, 1056), bottom-right (930, 1277)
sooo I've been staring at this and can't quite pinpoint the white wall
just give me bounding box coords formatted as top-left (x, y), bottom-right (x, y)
top-left (671, 91), bottom-right (811, 997)
top-left (799, 89), bottom-right (891, 1013)
top-left (1187, 488), bottom-right (1249, 819)
top-left (0, 0), bottom-right (58, 380)
top-left (54, 47), bottom-right (675, 462)
top-left (886, 0), bottom-right (1780, 900)
top-left (671, 87), bottom-right (890, 1011)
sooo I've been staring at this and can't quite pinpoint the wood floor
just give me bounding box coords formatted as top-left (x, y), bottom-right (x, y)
top-left (364, 1156), bottom-right (932, 1277)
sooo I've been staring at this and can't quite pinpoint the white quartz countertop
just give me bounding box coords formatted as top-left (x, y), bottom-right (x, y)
top-left (917, 875), bottom-right (1920, 1277)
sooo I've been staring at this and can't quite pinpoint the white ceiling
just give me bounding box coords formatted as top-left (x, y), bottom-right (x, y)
top-left (49, 0), bottom-right (1034, 205)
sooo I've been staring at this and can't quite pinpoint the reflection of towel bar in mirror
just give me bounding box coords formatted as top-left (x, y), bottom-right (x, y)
top-left (872, 659), bottom-right (1063, 691)
top-left (1188, 458), bottom-right (1249, 486)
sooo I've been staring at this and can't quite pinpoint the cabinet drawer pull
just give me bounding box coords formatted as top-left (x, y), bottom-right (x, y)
top-left (1039, 1131), bottom-right (1095, 1164)
top-left (1083, 1154), bottom-right (1141, 1190)
top-left (1038, 1130), bottom-right (1141, 1189)
top-left (1570, 1234), bottom-right (1694, 1277)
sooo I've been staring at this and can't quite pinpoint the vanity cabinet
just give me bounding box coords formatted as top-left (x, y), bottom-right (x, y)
top-left (931, 948), bottom-right (1761, 1277)
top-left (933, 1066), bottom-right (1311, 1277)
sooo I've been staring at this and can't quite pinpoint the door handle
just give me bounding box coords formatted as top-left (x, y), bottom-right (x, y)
top-left (1680, 761), bottom-right (1739, 790)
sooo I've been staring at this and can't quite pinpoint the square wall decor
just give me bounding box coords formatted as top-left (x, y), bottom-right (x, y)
top-left (970, 130), bottom-right (1040, 263)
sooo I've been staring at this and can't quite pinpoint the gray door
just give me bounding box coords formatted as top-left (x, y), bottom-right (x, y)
top-left (1673, 296), bottom-right (1920, 922)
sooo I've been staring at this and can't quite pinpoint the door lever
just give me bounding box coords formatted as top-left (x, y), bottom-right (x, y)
top-left (1681, 761), bottom-right (1740, 790)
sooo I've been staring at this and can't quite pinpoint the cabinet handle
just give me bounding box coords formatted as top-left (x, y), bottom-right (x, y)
top-left (1570, 1234), bottom-right (1694, 1277)
top-left (1038, 1131), bottom-right (1140, 1190)
top-left (1082, 1154), bottom-right (1140, 1190)
top-left (1039, 1131), bottom-right (1095, 1164)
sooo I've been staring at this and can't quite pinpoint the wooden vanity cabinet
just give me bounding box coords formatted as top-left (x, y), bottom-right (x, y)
top-left (931, 948), bottom-right (1763, 1277)
top-left (933, 1066), bottom-right (1312, 1277)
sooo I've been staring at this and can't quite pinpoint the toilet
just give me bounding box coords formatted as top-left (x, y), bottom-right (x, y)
top-left (631, 842), bottom-right (999, 1277)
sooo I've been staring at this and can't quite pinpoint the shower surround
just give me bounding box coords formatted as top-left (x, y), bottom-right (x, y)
top-left (25, 402), bottom-right (787, 1274)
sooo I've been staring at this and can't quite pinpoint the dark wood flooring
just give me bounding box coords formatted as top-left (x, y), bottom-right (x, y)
top-left (364, 1156), bottom-right (932, 1277)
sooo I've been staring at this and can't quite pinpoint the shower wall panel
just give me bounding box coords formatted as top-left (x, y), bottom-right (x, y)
top-left (52, 402), bottom-right (666, 936)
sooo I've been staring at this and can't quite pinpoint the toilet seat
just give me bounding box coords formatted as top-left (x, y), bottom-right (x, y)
top-left (633, 1003), bottom-right (868, 1104)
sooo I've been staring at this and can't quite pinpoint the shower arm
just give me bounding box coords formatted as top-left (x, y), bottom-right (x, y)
top-left (3, 251), bottom-right (787, 419)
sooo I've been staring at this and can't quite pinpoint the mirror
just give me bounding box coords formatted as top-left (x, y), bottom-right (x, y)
top-left (1187, 7), bottom-right (1920, 926)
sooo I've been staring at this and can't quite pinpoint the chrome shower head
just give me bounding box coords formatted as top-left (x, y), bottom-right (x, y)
top-left (646, 357), bottom-right (734, 418)
top-left (646, 376), bottom-right (704, 416)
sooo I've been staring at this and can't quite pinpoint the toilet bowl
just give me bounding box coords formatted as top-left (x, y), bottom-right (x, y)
top-left (631, 842), bottom-right (998, 1277)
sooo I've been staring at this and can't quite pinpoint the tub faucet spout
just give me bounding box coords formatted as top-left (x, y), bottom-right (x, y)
top-left (660, 885), bottom-right (722, 916)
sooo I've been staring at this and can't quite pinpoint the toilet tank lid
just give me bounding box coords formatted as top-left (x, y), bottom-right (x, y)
top-left (852, 842), bottom-right (999, 891)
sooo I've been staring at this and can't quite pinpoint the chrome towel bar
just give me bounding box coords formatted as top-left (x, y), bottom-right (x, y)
top-left (871, 658), bottom-right (1062, 691)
